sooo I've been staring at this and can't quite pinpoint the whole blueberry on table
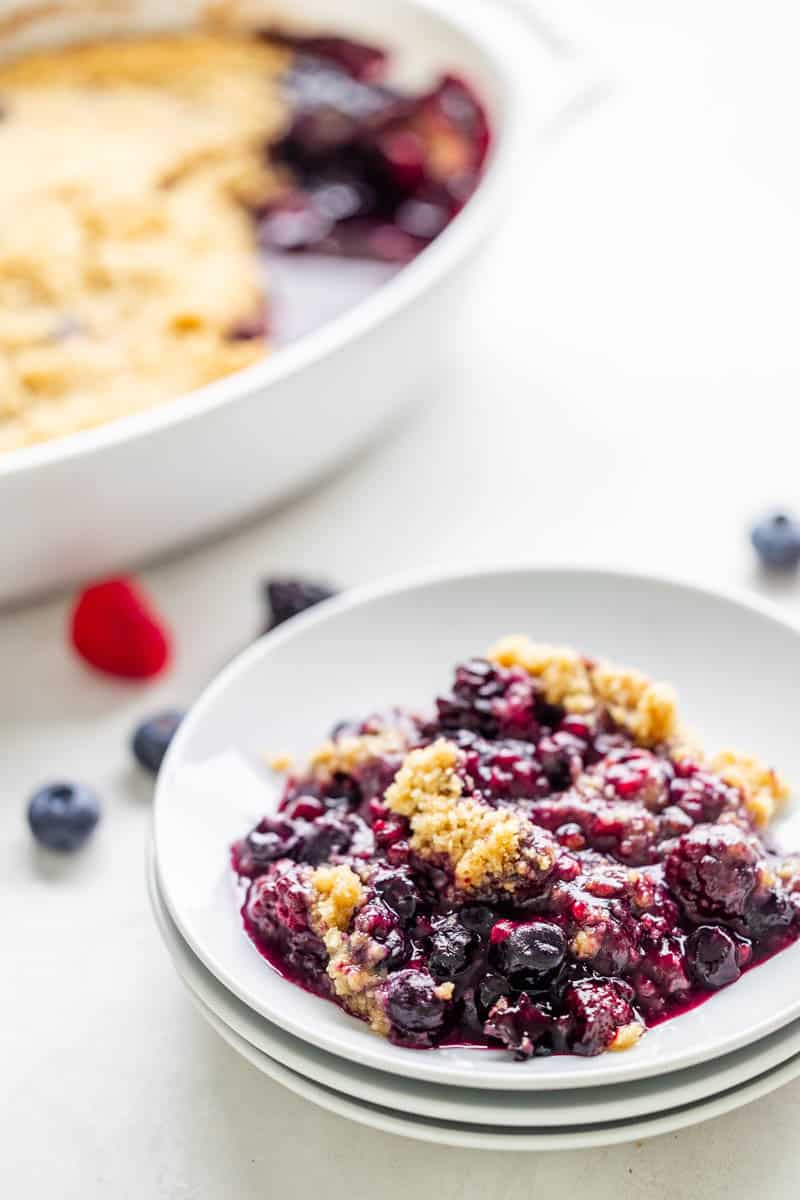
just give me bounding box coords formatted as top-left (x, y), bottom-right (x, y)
top-left (132, 710), bottom-right (184, 774)
top-left (750, 511), bottom-right (800, 569)
top-left (27, 782), bottom-right (101, 851)
top-left (263, 578), bottom-right (338, 631)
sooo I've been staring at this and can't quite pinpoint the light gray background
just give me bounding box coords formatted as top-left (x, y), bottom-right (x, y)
top-left (4, 1), bottom-right (800, 1195)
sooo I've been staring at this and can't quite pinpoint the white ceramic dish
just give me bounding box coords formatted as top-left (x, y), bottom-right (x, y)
top-left (154, 565), bottom-right (800, 1090)
top-left (0, 0), bottom-right (593, 604)
top-left (188, 986), bottom-right (800, 1151)
top-left (148, 841), bottom-right (800, 1128)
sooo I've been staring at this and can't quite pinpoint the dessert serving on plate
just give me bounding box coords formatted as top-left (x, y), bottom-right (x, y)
top-left (0, 25), bottom-right (488, 453)
top-left (232, 636), bottom-right (800, 1061)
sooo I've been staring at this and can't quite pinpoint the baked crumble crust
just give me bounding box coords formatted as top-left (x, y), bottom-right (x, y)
top-left (0, 33), bottom-right (289, 452)
top-left (309, 730), bottom-right (408, 781)
top-left (310, 864), bottom-right (365, 933)
top-left (608, 1022), bottom-right (645, 1051)
top-left (488, 635), bottom-right (679, 746)
top-left (319, 927), bottom-right (392, 1036)
top-left (384, 739), bottom-right (557, 895)
top-left (308, 863), bottom-right (393, 1034)
top-left (711, 749), bottom-right (789, 827)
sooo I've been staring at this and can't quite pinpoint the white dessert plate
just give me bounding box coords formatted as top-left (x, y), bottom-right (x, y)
top-left (154, 565), bottom-right (800, 1091)
top-left (148, 841), bottom-right (800, 1128)
top-left (188, 985), bottom-right (800, 1151)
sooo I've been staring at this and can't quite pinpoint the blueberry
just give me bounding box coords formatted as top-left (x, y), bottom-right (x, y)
top-left (750, 511), bottom-right (800, 569)
top-left (476, 971), bottom-right (511, 1018)
top-left (428, 915), bottom-right (475, 980)
top-left (384, 968), bottom-right (447, 1034)
top-left (492, 920), bottom-right (566, 983)
top-left (27, 783), bottom-right (101, 851)
top-left (263, 578), bottom-right (337, 631)
top-left (355, 901), bottom-right (409, 969)
top-left (686, 926), bottom-right (741, 990)
top-left (132, 710), bottom-right (183, 774)
top-left (372, 868), bottom-right (418, 923)
top-left (458, 904), bottom-right (495, 938)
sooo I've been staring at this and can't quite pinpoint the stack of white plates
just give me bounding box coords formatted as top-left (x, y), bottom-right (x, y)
top-left (151, 567), bottom-right (800, 1149)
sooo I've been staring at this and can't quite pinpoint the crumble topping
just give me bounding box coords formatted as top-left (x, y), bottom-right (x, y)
top-left (310, 865), bottom-right (365, 933)
top-left (590, 664), bottom-right (678, 745)
top-left (265, 751), bottom-right (294, 773)
top-left (488, 635), bottom-right (679, 746)
top-left (309, 730), bottom-right (407, 781)
top-left (308, 864), bottom-right (391, 1034)
top-left (711, 749), bottom-right (789, 827)
top-left (320, 927), bottom-right (392, 1036)
top-left (0, 33), bottom-right (289, 452)
top-left (608, 1022), bottom-right (645, 1052)
top-left (489, 637), bottom-right (593, 709)
top-left (384, 740), bottom-right (556, 895)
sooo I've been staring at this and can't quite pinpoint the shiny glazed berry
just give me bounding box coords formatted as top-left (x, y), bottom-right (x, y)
top-left (27, 783), bottom-right (101, 852)
top-left (428, 915), bottom-right (475, 980)
top-left (355, 901), bottom-right (408, 968)
top-left (491, 920), bottom-right (566, 982)
top-left (131, 710), bottom-right (183, 774)
top-left (372, 869), bottom-right (418, 923)
top-left (686, 926), bottom-right (742, 989)
top-left (665, 824), bottom-right (759, 924)
top-left (384, 969), bottom-right (447, 1034)
top-left (565, 978), bottom-right (636, 1056)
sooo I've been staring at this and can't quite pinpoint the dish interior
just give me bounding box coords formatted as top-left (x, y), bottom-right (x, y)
top-left (0, 2), bottom-right (491, 455)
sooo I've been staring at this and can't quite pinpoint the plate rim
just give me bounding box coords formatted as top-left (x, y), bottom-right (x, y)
top-left (189, 980), bottom-right (800, 1151)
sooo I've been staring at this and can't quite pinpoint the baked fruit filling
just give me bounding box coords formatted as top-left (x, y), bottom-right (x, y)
top-left (0, 28), bottom-right (488, 453)
top-left (232, 638), bottom-right (800, 1059)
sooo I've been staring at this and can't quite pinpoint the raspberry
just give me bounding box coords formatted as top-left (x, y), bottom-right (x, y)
top-left (70, 577), bottom-right (170, 680)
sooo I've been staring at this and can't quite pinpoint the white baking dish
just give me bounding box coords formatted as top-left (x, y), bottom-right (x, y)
top-left (0, 0), bottom-right (590, 604)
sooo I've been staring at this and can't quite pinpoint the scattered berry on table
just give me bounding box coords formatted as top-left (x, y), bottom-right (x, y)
top-left (132, 710), bottom-right (184, 774)
top-left (70, 577), bottom-right (171, 679)
top-left (750, 511), bottom-right (800, 569)
top-left (263, 578), bottom-right (337, 630)
top-left (27, 782), bottom-right (101, 851)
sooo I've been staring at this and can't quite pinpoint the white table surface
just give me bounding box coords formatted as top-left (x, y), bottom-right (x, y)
top-left (5, 1), bottom-right (800, 1195)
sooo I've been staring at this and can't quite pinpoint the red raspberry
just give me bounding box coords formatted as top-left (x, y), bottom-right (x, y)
top-left (70, 577), bottom-right (170, 680)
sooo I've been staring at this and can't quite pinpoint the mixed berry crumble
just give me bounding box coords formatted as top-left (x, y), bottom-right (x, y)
top-left (232, 637), bottom-right (799, 1059)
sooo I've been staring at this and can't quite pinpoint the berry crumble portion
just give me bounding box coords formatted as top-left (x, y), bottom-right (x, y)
top-left (231, 641), bottom-right (798, 1059)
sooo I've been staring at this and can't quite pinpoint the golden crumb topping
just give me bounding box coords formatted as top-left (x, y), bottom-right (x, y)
top-left (310, 865), bottom-right (365, 933)
top-left (322, 928), bottom-right (391, 1036)
top-left (265, 751), bottom-right (294, 773)
top-left (383, 739), bottom-right (464, 818)
top-left (488, 635), bottom-right (679, 746)
top-left (384, 740), bottom-right (556, 894)
top-left (309, 730), bottom-right (406, 780)
top-left (0, 33), bottom-right (289, 453)
top-left (711, 750), bottom-right (789, 828)
top-left (591, 664), bottom-right (678, 745)
top-left (608, 1022), bottom-right (644, 1052)
top-left (489, 636), bottom-right (593, 709)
